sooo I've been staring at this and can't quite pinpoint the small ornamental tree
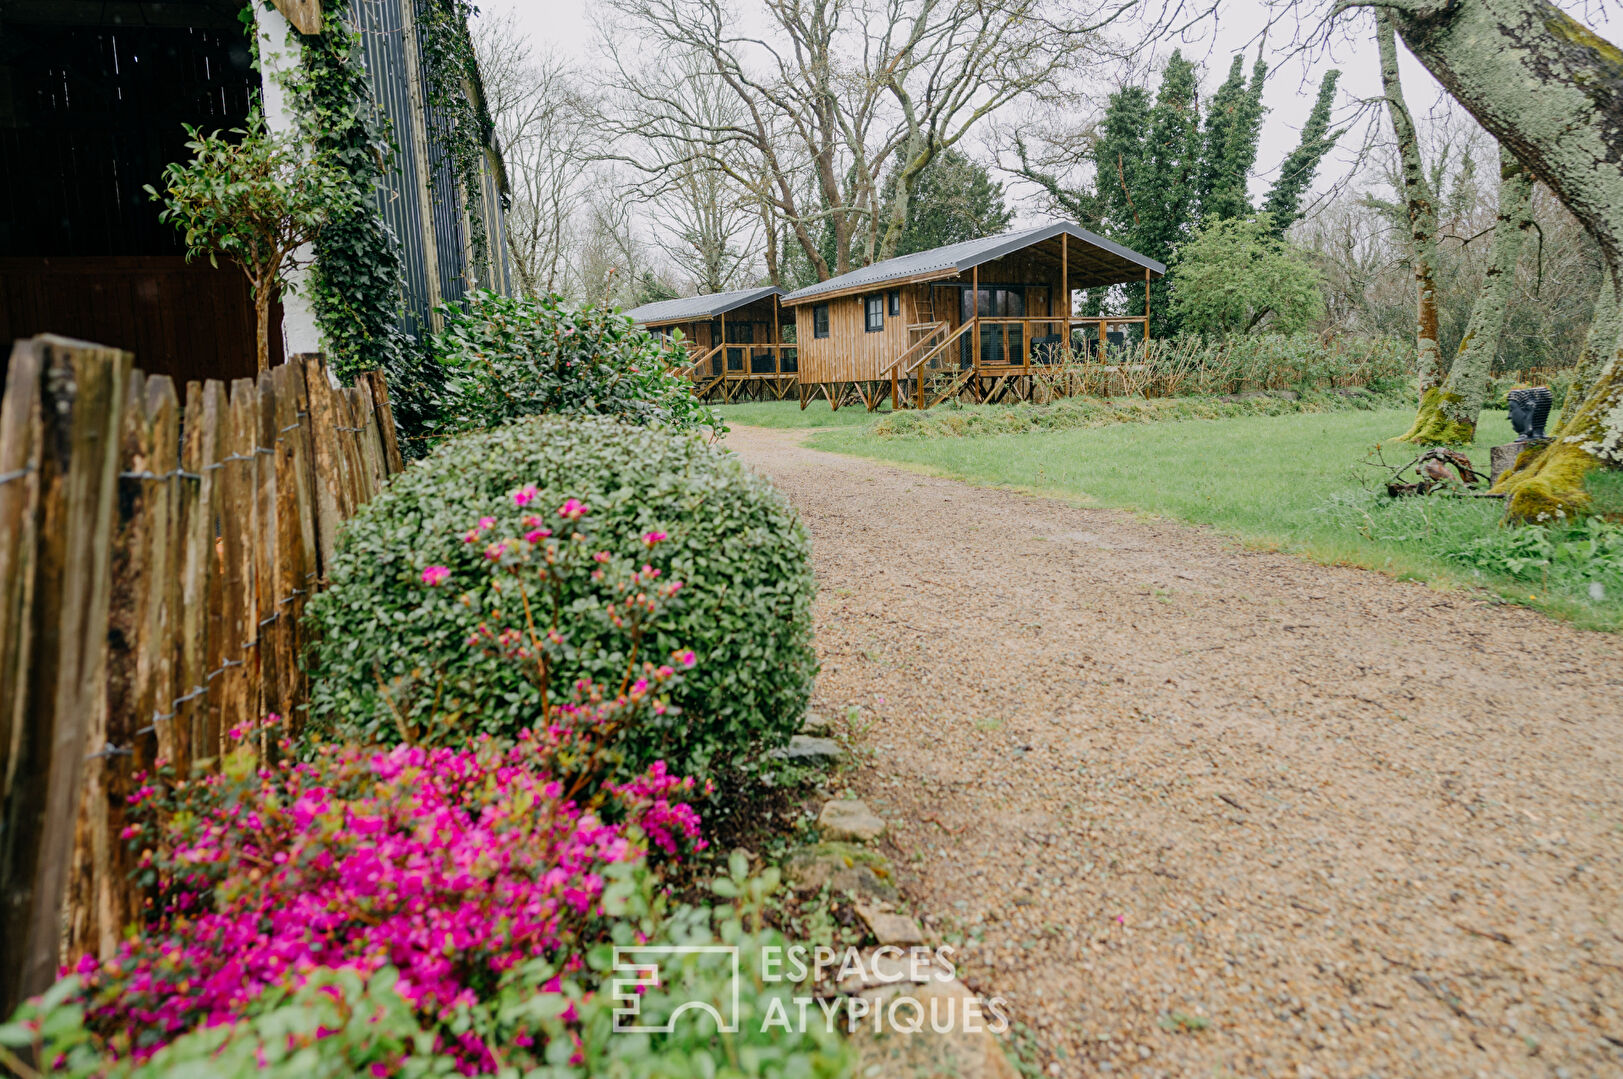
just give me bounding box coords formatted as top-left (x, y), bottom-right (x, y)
top-left (148, 113), bottom-right (350, 371)
top-left (1169, 213), bottom-right (1325, 337)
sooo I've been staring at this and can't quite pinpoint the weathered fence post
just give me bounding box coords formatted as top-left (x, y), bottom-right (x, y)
top-left (0, 342), bottom-right (404, 1019)
top-left (0, 336), bottom-right (129, 1019)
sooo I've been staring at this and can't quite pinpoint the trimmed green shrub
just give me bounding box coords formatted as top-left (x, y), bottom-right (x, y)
top-left (429, 289), bottom-right (721, 437)
top-left (307, 415), bottom-right (815, 777)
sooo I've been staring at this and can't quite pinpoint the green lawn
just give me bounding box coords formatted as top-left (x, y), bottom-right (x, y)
top-left (798, 407), bottom-right (1623, 631)
top-left (711, 399), bottom-right (887, 429)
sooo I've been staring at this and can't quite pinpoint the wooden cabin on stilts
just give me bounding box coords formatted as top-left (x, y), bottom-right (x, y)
top-left (779, 222), bottom-right (1167, 411)
top-left (625, 287), bottom-right (796, 403)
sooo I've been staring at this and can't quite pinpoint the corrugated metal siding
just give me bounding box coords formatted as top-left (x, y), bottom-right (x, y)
top-left (347, 0), bottom-right (511, 324)
top-left (414, 0), bottom-right (471, 310)
top-left (350, 0), bottom-right (435, 335)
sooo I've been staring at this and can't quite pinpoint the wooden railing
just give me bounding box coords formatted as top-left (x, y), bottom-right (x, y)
top-left (0, 336), bottom-right (404, 1016)
top-left (684, 342), bottom-right (800, 385)
top-left (881, 317), bottom-right (1152, 411)
top-left (889, 320), bottom-right (975, 411)
top-left (672, 342), bottom-right (723, 381)
top-left (973, 317), bottom-right (1148, 370)
top-left (879, 323), bottom-right (947, 385)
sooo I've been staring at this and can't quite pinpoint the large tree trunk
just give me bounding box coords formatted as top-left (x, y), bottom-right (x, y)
top-left (1564, 279), bottom-right (1621, 415)
top-left (1376, 11), bottom-right (1445, 402)
top-left (1397, 146), bottom-right (1535, 444)
top-left (1375, 0), bottom-right (1623, 519)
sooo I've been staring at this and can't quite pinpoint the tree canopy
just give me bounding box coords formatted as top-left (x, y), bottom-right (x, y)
top-left (881, 149), bottom-right (1014, 258)
top-left (1169, 213), bottom-right (1325, 336)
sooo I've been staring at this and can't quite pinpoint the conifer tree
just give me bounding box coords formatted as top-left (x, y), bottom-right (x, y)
top-left (1262, 70), bottom-right (1343, 236)
top-left (1200, 55), bottom-right (1268, 223)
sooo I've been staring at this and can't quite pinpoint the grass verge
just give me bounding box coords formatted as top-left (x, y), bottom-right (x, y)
top-left (803, 406), bottom-right (1623, 632)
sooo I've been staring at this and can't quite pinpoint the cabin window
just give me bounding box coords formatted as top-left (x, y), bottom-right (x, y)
top-left (887, 290), bottom-right (901, 317)
top-left (813, 304), bottom-right (830, 338)
top-left (865, 295), bottom-right (885, 333)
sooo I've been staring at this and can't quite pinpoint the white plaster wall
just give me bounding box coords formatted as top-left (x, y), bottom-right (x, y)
top-left (252, 5), bottom-right (324, 359)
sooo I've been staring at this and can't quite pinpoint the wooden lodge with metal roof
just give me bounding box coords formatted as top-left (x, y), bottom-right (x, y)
top-left (778, 221), bottom-right (1166, 411)
top-left (624, 286), bottom-right (796, 402)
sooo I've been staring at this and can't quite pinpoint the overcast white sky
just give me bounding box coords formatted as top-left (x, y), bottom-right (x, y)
top-left (473, 0), bottom-right (1618, 219)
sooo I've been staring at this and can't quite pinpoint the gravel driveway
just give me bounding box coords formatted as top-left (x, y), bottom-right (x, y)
top-left (726, 424), bottom-right (1623, 1079)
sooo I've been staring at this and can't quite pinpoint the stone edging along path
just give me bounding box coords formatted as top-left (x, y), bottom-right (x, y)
top-left (731, 424), bottom-right (1623, 1079)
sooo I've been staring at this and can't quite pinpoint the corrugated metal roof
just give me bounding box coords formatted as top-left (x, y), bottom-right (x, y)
top-left (780, 221), bottom-right (1167, 304)
top-left (625, 286), bottom-right (783, 325)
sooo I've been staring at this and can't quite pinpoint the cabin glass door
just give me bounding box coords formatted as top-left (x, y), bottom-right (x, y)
top-left (960, 287), bottom-right (1025, 366)
top-left (725, 321), bottom-right (753, 371)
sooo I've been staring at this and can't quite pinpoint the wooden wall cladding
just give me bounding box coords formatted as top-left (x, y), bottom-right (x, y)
top-left (0, 257), bottom-right (277, 387)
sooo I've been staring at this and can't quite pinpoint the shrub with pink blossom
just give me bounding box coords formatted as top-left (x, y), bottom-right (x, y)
top-left (308, 416), bottom-right (816, 780)
top-left (68, 723), bottom-right (703, 1068)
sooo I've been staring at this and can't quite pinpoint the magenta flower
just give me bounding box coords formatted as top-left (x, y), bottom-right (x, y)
top-left (642, 530), bottom-right (669, 546)
top-left (525, 528), bottom-right (552, 545)
top-left (74, 733), bottom-right (703, 1069)
top-left (483, 540), bottom-right (509, 562)
top-left (676, 650), bottom-right (697, 668)
top-left (421, 565), bottom-right (451, 587)
top-left (477, 516), bottom-right (497, 532)
top-left (513, 484), bottom-right (540, 508)
top-left (557, 498), bottom-right (588, 520)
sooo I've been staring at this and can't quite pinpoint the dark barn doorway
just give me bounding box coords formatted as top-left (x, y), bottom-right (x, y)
top-left (0, 0), bottom-right (276, 383)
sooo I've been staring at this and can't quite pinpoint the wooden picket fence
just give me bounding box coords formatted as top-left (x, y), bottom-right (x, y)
top-left (0, 335), bottom-right (405, 1018)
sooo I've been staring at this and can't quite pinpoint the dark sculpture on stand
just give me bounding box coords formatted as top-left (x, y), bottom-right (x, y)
top-left (1491, 385), bottom-right (1554, 485)
top-left (1507, 386), bottom-right (1553, 441)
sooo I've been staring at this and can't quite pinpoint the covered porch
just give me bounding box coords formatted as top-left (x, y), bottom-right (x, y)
top-left (624, 286), bottom-right (799, 402)
top-left (779, 222), bottom-right (1165, 411)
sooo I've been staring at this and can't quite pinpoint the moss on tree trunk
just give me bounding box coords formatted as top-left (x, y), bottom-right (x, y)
top-left (1369, 0), bottom-right (1623, 519)
top-left (1376, 12), bottom-right (1444, 399)
top-left (1564, 283), bottom-right (1621, 416)
top-left (1395, 148), bottom-right (1534, 445)
top-left (1495, 358), bottom-right (1622, 519)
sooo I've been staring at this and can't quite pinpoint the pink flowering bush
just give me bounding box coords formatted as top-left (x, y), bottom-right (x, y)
top-left (69, 725), bottom-right (703, 1067)
top-left (309, 416), bottom-right (817, 779)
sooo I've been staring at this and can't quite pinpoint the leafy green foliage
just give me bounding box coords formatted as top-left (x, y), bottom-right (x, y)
top-left (883, 149), bottom-right (1014, 256)
top-left (5, 864), bottom-right (851, 1079)
top-left (1131, 53), bottom-right (1202, 332)
top-left (429, 290), bottom-right (721, 436)
top-left (1198, 54), bottom-right (1268, 224)
top-left (1017, 53), bottom-right (1345, 333)
top-left (415, 0), bottom-right (496, 282)
top-left (1169, 215), bottom-right (1325, 336)
top-left (1443, 515), bottom-right (1623, 591)
top-left (283, 8), bottom-right (416, 392)
top-left (308, 415), bottom-right (817, 777)
top-left (1262, 69), bottom-right (1343, 235)
top-left (146, 112), bottom-right (349, 370)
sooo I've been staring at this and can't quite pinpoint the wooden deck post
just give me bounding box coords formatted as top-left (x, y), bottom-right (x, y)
top-left (1062, 233), bottom-right (1069, 354)
top-left (972, 265), bottom-right (981, 371)
top-left (1144, 267), bottom-right (1153, 356)
top-left (772, 298), bottom-right (781, 376)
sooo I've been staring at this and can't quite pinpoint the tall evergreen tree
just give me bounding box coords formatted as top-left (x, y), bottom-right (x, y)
top-left (1263, 70), bottom-right (1344, 236)
top-left (1197, 54), bottom-right (1268, 223)
top-left (1130, 52), bottom-right (1202, 333)
top-left (881, 149), bottom-right (1014, 256)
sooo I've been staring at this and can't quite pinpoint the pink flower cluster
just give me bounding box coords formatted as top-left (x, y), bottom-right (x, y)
top-left (78, 735), bottom-right (702, 1068)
